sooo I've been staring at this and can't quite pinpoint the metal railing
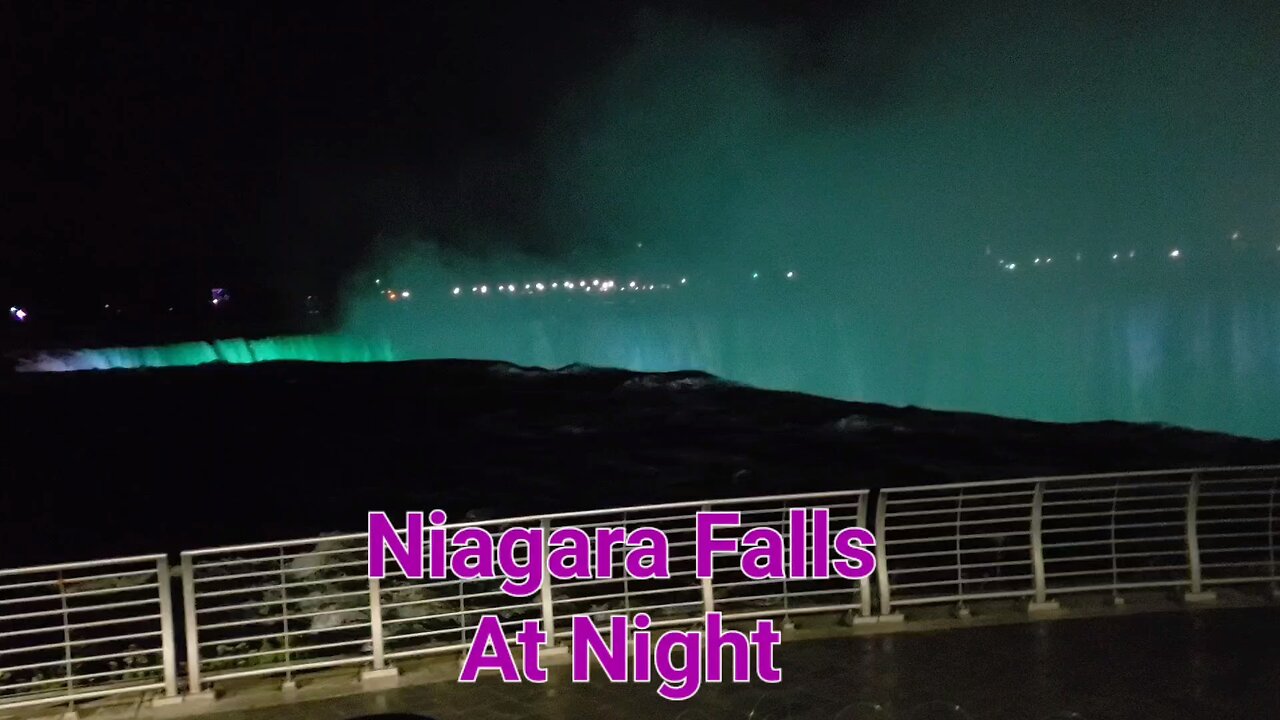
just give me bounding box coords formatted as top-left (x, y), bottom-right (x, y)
top-left (2, 465), bottom-right (1278, 715)
top-left (0, 555), bottom-right (178, 712)
top-left (1197, 473), bottom-right (1280, 588)
top-left (179, 490), bottom-right (870, 692)
top-left (875, 477), bottom-right (1039, 611)
top-left (180, 533), bottom-right (374, 690)
top-left (874, 466), bottom-right (1280, 615)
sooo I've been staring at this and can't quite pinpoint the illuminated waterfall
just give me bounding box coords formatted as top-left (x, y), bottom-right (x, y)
top-left (15, 335), bottom-right (396, 373)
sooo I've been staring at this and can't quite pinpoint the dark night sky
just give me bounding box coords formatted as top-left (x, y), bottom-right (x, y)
top-left (1, 1), bottom-right (863, 304)
top-left (3, 1), bottom-right (1278, 309)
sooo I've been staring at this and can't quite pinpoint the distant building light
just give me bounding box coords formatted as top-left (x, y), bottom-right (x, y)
top-left (13, 308), bottom-right (26, 321)
top-left (680, 278), bottom-right (687, 284)
top-left (375, 278), bottom-right (381, 285)
top-left (1034, 258), bottom-right (1041, 264)
top-left (508, 284), bottom-right (515, 292)
top-left (552, 282), bottom-right (559, 289)
top-left (401, 291), bottom-right (410, 298)
top-left (1112, 253), bottom-right (1119, 261)
top-left (752, 272), bottom-right (759, 279)
top-left (1169, 249), bottom-right (1181, 258)
top-left (453, 287), bottom-right (461, 295)
top-left (1128, 250), bottom-right (1135, 258)
top-left (591, 279), bottom-right (600, 286)
top-left (786, 271), bottom-right (795, 278)
top-left (535, 283), bottom-right (545, 291)
top-left (480, 285), bottom-right (489, 294)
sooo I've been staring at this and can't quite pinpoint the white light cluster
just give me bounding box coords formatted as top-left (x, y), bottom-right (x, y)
top-left (444, 269), bottom-right (813, 297)
top-left (450, 276), bottom-right (682, 297)
top-left (994, 245), bottom-right (1209, 272)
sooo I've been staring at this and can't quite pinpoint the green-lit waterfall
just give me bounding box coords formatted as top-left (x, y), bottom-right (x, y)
top-left (16, 335), bottom-right (396, 372)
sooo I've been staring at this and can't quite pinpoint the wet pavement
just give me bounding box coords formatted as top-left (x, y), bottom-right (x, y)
top-left (192, 607), bottom-right (1279, 720)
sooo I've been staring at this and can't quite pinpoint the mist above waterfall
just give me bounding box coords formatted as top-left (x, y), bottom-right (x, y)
top-left (325, 4), bottom-right (1280, 439)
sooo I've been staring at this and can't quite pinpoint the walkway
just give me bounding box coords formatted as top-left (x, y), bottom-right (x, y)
top-left (190, 607), bottom-right (1278, 720)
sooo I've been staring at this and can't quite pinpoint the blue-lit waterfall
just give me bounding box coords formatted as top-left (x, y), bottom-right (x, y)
top-left (17, 284), bottom-right (1280, 439)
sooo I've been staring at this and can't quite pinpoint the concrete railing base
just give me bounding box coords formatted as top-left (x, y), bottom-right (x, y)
top-left (360, 667), bottom-right (400, 691)
top-left (1028, 600), bottom-right (1062, 615)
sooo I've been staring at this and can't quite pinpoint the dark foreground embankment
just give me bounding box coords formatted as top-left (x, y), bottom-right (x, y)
top-left (3, 359), bottom-right (1279, 565)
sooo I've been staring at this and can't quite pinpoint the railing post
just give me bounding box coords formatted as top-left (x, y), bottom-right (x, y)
top-left (156, 556), bottom-right (179, 698)
top-left (361, 549), bottom-right (399, 688)
top-left (57, 570), bottom-right (73, 700)
top-left (1269, 479), bottom-right (1278, 599)
top-left (278, 548), bottom-right (294, 691)
top-left (539, 518), bottom-right (559, 647)
top-left (1028, 481), bottom-right (1059, 613)
top-left (179, 553), bottom-right (203, 695)
top-left (1184, 473), bottom-right (1216, 603)
top-left (368, 576), bottom-right (385, 670)
top-left (700, 504), bottom-right (716, 617)
top-left (873, 491), bottom-right (900, 621)
top-left (856, 493), bottom-right (872, 618)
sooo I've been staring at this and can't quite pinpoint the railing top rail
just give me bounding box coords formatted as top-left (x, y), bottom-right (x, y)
top-left (182, 488), bottom-right (872, 557)
top-left (884, 464), bottom-right (1280, 494)
top-left (0, 553), bottom-right (165, 580)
